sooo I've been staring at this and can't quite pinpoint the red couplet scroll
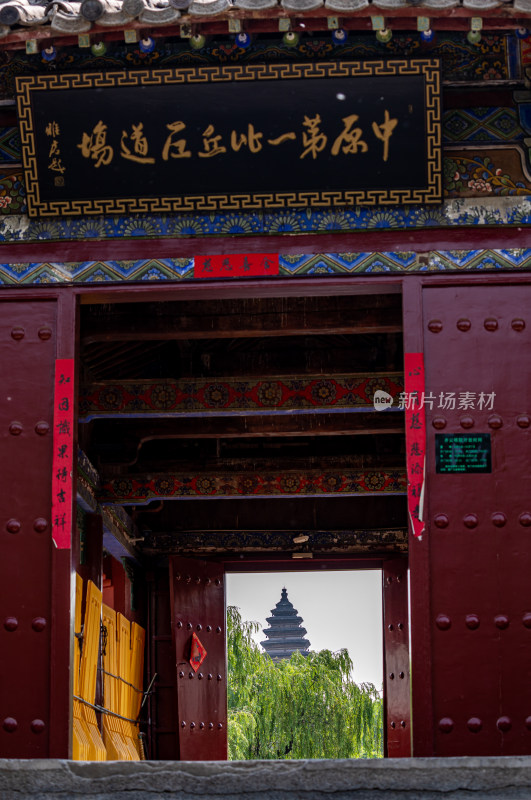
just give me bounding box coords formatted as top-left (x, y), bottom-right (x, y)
top-left (404, 353), bottom-right (426, 539)
top-left (51, 359), bottom-right (75, 549)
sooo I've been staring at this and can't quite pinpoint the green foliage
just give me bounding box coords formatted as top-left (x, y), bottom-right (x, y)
top-left (227, 605), bottom-right (383, 760)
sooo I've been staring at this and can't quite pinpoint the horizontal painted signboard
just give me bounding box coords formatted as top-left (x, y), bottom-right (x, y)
top-left (16, 60), bottom-right (442, 217)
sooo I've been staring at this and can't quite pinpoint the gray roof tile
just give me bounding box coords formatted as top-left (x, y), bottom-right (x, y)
top-left (281, 0), bottom-right (323, 11)
top-left (139, 1), bottom-right (181, 23)
top-left (463, 0), bottom-right (502, 8)
top-left (0, 0), bottom-right (524, 34)
top-left (121, 0), bottom-right (144, 13)
top-left (188, 0), bottom-right (230, 14)
top-left (234, 0), bottom-right (278, 9)
top-left (423, 0), bottom-right (459, 7)
top-left (0, 0), bottom-right (47, 25)
top-left (81, 0), bottom-right (136, 24)
top-left (48, 1), bottom-right (92, 31)
top-left (325, 0), bottom-right (369, 10)
top-left (372, 0), bottom-right (409, 8)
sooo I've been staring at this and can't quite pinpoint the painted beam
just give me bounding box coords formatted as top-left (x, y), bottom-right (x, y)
top-left (141, 527), bottom-right (408, 554)
top-left (2, 240), bottom-right (531, 270)
top-left (79, 373), bottom-right (404, 421)
top-left (100, 469), bottom-right (407, 505)
top-left (81, 298), bottom-right (402, 344)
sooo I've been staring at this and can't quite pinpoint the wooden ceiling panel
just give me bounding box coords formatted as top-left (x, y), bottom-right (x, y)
top-left (80, 293), bottom-right (407, 553)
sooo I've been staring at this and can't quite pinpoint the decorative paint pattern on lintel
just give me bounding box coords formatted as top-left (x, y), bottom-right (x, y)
top-left (0, 193), bottom-right (531, 245)
top-left (1, 248), bottom-right (531, 285)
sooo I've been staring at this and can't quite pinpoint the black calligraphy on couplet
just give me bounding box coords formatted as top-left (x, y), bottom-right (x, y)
top-left (404, 354), bottom-right (426, 538)
top-left (51, 359), bottom-right (74, 549)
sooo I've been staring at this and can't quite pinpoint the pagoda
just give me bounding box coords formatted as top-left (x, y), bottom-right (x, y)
top-left (261, 588), bottom-right (311, 660)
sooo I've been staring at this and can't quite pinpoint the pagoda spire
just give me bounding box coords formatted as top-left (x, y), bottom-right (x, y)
top-left (261, 587), bottom-right (311, 661)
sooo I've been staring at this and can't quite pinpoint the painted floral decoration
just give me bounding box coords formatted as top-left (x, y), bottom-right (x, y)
top-left (445, 155), bottom-right (528, 196)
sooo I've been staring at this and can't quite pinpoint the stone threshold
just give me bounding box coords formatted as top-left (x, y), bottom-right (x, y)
top-left (2, 756), bottom-right (531, 800)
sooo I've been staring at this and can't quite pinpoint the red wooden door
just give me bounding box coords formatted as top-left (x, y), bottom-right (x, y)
top-left (147, 568), bottom-right (179, 760)
top-left (383, 557), bottom-right (411, 757)
top-left (169, 556), bottom-right (227, 760)
top-left (421, 285), bottom-right (531, 756)
top-left (1, 300), bottom-right (57, 757)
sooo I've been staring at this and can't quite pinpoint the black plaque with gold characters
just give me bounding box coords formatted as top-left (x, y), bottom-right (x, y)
top-left (15, 61), bottom-right (442, 218)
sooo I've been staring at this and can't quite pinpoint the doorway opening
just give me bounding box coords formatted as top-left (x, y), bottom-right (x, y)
top-left (78, 286), bottom-right (408, 761)
top-left (226, 569), bottom-right (384, 759)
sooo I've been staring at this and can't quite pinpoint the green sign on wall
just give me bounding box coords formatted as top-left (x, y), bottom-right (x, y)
top-left (435, 433), bottom-right (492, 474)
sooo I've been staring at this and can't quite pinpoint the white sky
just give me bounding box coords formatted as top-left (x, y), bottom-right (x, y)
top-left (226, 570), bottom-right (383, 689)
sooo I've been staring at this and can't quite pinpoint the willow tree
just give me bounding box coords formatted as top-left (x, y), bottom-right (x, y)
top-left (227, 606), bottom-right (383, 760)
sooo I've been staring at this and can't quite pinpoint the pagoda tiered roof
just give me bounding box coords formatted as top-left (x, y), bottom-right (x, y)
top-left (261, 587), bottom-right (311, 661)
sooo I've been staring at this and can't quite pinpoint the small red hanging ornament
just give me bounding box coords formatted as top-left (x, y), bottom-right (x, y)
top-left (189, 632), bottom-right (207, 672)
